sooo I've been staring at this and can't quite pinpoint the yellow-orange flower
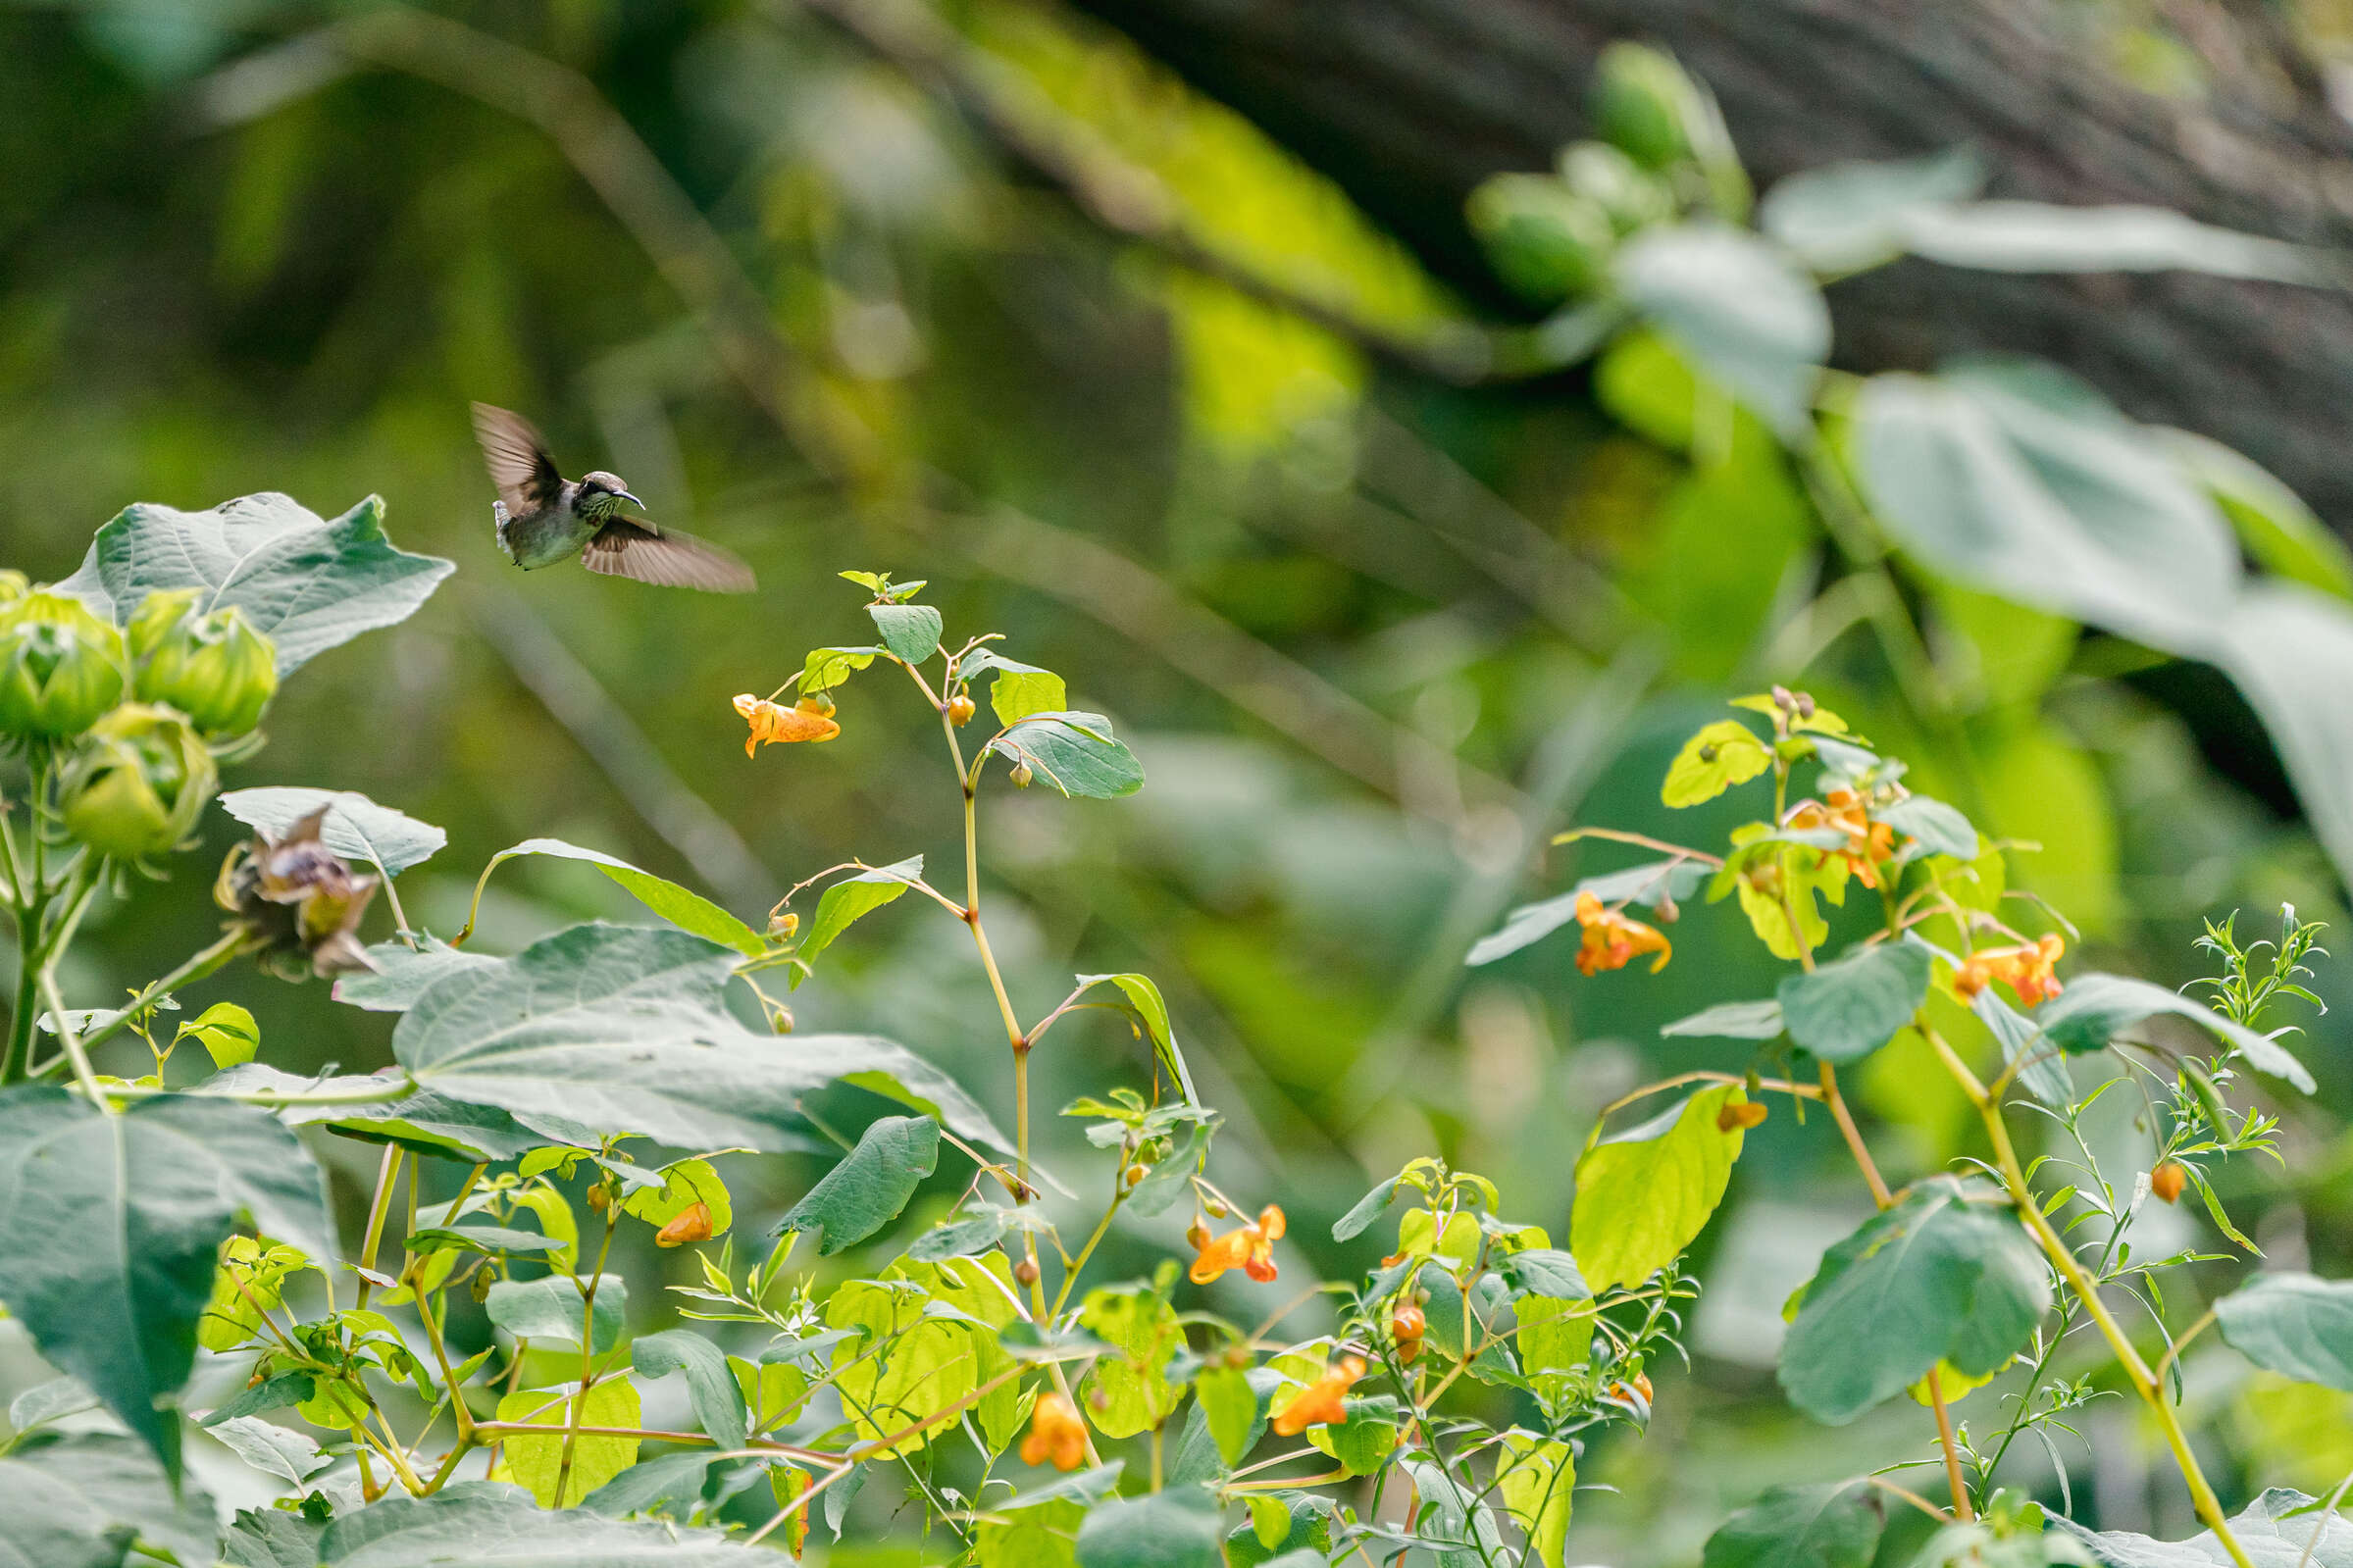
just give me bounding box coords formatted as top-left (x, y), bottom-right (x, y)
top-left (735, 693), bottom-right (839, 757)
top-left (1272, 1355), bottom-right (1366, 1436)
top-left (1190, 1204), bottom-right (1286, 1285)
top-left (1953, 934), bottom-right (2066, 1008)
top-left (1019, 1391), bottom-right (1088, 1471)
top-left (655, 1201), bottom-right (714, 1248)
top-left (1788, 788), bottom-right (1897, 889)
top-left (1574, 891), bottom-right (1671, 976)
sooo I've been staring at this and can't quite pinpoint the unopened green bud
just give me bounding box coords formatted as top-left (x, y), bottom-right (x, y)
top-left (1465, 175), bottom-right (1615, 306)
top-left (1556, 141), bottom-right (1674, 233)
top-left (0, 591), bottom-right (127, 742)
top-left (0, 571), bottom-right (27, 608)
top-left (59, 703), bottom-right (218, 860)
top-left (131, 591), bottom-right (279, 735)
top-left (127, 587), bottom-right (203, 662)
top-left (1591, 43), bottom-right (1703, 171)
top-left (1009, 761), bottom-right (1034, 789)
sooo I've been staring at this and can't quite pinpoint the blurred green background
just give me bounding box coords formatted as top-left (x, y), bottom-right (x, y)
top-left (8, 0), bottom-right (2353, 1556)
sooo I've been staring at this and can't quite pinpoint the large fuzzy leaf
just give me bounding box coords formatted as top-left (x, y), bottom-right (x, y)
top-left (219, 787), bottom-right (445, 876)
top-left (2214, 1272), bottom-right (2353, 1391)
top-left (0, 1433), bottom-right (219, 1568)
top-left (2051, 1488), bottom-right (2353, 1566)
top-left (319, 1482), bottom-right (753, 1564)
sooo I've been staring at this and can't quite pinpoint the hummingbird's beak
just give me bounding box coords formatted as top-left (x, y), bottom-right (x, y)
top-left (616, 491), bottom-right (646, 513)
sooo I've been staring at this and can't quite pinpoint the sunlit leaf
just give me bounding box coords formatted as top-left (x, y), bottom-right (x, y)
top-left (986, 712), bottom-right (1146, 799)
top-left (1570, 1085), bottom-right (1749, 1293)
top-left (494, 1381), bottom-right (643, 1508)
top-left (1662, 720), bottom-right (1771, 808)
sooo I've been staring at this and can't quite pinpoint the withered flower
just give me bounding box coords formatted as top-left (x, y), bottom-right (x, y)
top-left (216, 806), bottom-right (380, 978)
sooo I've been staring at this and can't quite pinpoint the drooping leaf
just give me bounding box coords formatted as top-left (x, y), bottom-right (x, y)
top-left (58, 491), bottom-right (452, 674)
top-left (1468, 859), bottom-right (1713, 966)
top-left (962, 649), bottom-right (1068, 726)
top-left (2048, 1488), bottom-right (2353, 1567)
top-left (2027, 973), bottom-right (2314, 1093)
top-left (219, 787), bottom-right (446, 876)
top-left (1074, 972), bottom-right (1199, 1103)
top-left (1076, 1484), bottom-right (1227, 1568)
top-left (581, 1452), bottom-right (722, 1521)
top-left (1197, 1365), bottom-right (1257, 1468)
top-left (314, 1088), bottom-right (546, 1165)
top-left (1778, 1176), bottom-right (2050, 1426)
top-left (495, 1381), bottom-right (643, 1508)
top-left (986, 711), bottom-right (1146, 799)
top-left (1497, 1434), bottom-right (1575, 1565)
top-left (1899, 201), bottom-right (2326, 282)
top-left (2212, 582), bottom-right (2353, 894)
top-left (485, 1275), bottom-right (630, 1354)
top-left (0, 1433), bottom-right (219, 1568)
top-left (868, 602), bottom-right (944, 663)
top-left (1332, 1177), bottom-right (1401, 1242)
top-left (392, 922), bottom-right (1010, 1153)
top-left (773, 1114), bottom-right (941, 1254)
top-left (0, 1087), bottom-right (333, 1479)
top-left (2214, 1273), bottom-right (2353, 1392)
top-left (1570, 1085), bottom-right (1749, 1293)
top-left (633, 1330), bottom-right (750, 1452)
top-left (799, 856), bottom-right (925, 970)
top-left (1776, 941), bottom-right (1931, 1064)
top-left (1701, 1481), bottom-right (1884, 1568)
top-left (1969, 988), bottom-right (2074, 1109)
top-left (1613, 223), bottom-right (1831, 436)
top-left (318, 1483), bottom-right (751, 1564)
top-left (473, 839), bottom-right (765, 957)
top-left (1662, 998), bottom-right (1786, 1040)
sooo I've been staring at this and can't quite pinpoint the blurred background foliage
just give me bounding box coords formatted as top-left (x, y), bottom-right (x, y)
top-left (7, 0), bottom-right (2353, 1556)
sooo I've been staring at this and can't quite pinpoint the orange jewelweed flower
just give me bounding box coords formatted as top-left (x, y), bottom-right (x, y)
top-left (1787, 788), bottom-right (1897, 888)
top-left (1190, 1204), bottom-right (1286, 1285)
top-left (735, 693), bottom-right (839, 756)
top-left (2152, 1162), bottom-right (2187, 1204)
top-left (1952, 934), bottom-right (2066, 1008)
top-left (1717, 1099), bottom-right (1767, 1133)
top-left (1272, 1355), bottom-right (1366, 1437)
top-left (1573, 891), bottom-right (1671, 976)
top-left (655, 1201), bottom-right (714, 1248)
top-left (1019, 1391), bottom-right (1088, 1471)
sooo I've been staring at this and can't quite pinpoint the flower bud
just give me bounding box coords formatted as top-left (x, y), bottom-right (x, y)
top-left (2152, 1162), bottom-right (2186, 1205)
top-left (1717, 1099), bottom-right (1767, 1133)
top-left (59, 703), bottom-right (216, 859)
top-left (1123, 1164), bottom-right (1146, 1189)
top-left (1186, 1217), bottom-right (1212, 1251)
top-left (768, 910), bottom-right (800, 941)
top-left (587, 1183), bottom-right (610, 1212)
top-left (946, 693), bottom-right (977, 727)
top-left (1591, 42), bottom-right (1704, 170)
top-left (0, 570), bottom-right (27, 607)
top-left (656, 1200), bottom-right (714, 1247)
top-left (0, 591), bottom-right (126, 742)
top-left (1014, 1256), bottom-right (1041, 1287)
top-left (130, 591), bottom-right (279, 736)
top-left (1465, 174), bottom-right (1615, 306)
top-left (1556, 141), bottom-right (1674, 233)
top-left (1009, 762), bottom-right (1034, 789)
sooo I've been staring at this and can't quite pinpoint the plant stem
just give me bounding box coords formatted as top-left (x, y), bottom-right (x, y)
top-left (39, 969), bottom-right (110, 1114)
top-left (72, 930), bottom-right (256, 1060)
top-left (1818, 1061), bottom-right (1891, 1208)
top-left (355, 1145), bottom-right (403, 1309)
top-left (553, 1211), bottom-right (620, 1505)
top-left (1923, 1369), bottom-right (1973, 1522)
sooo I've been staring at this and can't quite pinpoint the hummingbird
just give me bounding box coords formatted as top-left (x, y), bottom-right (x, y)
top-left (470, 403), bottom-right (756, 592)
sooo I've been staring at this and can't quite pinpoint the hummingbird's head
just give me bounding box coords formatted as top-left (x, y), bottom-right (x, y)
top-left (575, 471), bottom-right (644, 522)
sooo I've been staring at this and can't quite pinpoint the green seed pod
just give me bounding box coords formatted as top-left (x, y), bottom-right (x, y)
top-left (1009, 761), bottom-right (1034, 789)
top-left (1464, 175), bottom-right (1616, 306)
top-left (1556, 140), bottom-right (1675, 233)
top-left (131, 591), bottom-right (280, 735)
top-left (0, 590), bottom-right (127, 742)
top-left (59, 703), bottom-right (219, 860)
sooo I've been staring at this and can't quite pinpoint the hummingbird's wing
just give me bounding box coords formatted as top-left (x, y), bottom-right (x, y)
top-left (470, 403), bottom-right (564, 515)
top-left (583, 520), bottom-right (758, 593)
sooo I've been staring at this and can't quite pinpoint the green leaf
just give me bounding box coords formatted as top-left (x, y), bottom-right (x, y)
top-left (1877, 795), bottom-right (1978, 860)
top-left (493, 1383), bottom-right (643, 1508)
top-left (1776, 941), bottom-right (1931, 1064)
top-left (963, 650), bottom-right (1068, 726)
top-left (1468, 859), bottom-right (1712, 967)
top-left (2214, 1273), bottom-right (2353, 1391)
top-left (2164, 429), bottom-right (2353, 601)
top-left (1076, 1485), bottom-right (1226, 1568)
top-left (2028, 973), bottom-right (2314, 1094)
top-left (987, 711), bottom-right (1146, 799)
top-left (1499, 1247), bottom-right (1589, 1302)
top-left (633, 1329), bottom-right (749, 1451)
top-left (1613, 223), bottom-right (1830, 436)
top-left (2211, 583), bottom-right (2353, 894)
top-left (1898, 201), bottom-right (2325, 282)
top-left (1197, 1366), bottom-right (1256, 1467)
top-left (474, 839), bottom-right (765, 957)
top-left (1078, 1286), bottom-right (1184, 1440)
top-left (332, 937), bottom-right (498, 1012)
top-left (797, 644), bottom-right (881, 693)
top-left (310, 1087), bottom-right (546, 1165)
top-left (1074, 972), bottom-right (1198, 1103)
top-left (869, 602), bottom-right (943, 663)
top-left (201, 1370), bottom-right (315, 1427)
top-left (799, 856), bottom-right (925, 969)
top-left (772, 1114), bottom-right (941, 1254)
top-left (1497, 1434), bottom-right (1575, 1564)
top-left (219, 787), bottom-right (446, 877)
top-left (60, 492), bottom-right (451, 674)
top-left (486, 1275), bottom-right (629, 1353)
top-left (1701, 1481), bottom-right (1884, 1568)
top-left (393, 922), bottom-right (1010, 1154)
top-left (1570, 1085), bottom-right (1749, 1293)
top-left (177, 1002), bottom-right (259, 1069)
top-left (826, 1258), bottom-right (1010, 1458)
top-left (10, 1376), bottom-right (101, 1434)
top-left (1778, 1176), bottom-right (2050, 1425)
top-left (2048, 1488), bottom-right (2353, 1567)
top-left (0, 1087), bottom-right (333, 1480)
top-left (1661, 998), bottom-right (1786, 1039)
top-left (0, 1433), bottom-right (219, 1568)
top-left (1332, 1177), bottom-right (1400, 1242)
top-left (1170, 1368), bottom-right (1279, 1486)
top-left (209, 1414), bottom-right (334, 1486)
top-left (1969, 989), bottom-right (2074, 1110)
top-left (581, 1452), bottom-right (720, 1521)
top-left (224, 1505), bottom-right (326, 1568)
top-left (408, 1223), bottom-right (568, 1257)
top-left (318, 1483), bottom-right (750, 1564)
top-left (1662, 720), bottom-right (1772, 807)
top-left (622, 1157), bottom-right (733, 1240)
top-left (1759, 148), bottom-right (1986, 274)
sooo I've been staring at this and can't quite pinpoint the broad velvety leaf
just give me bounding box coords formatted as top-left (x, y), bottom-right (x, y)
top-left (869, 601), bottom-right (943, 663)
top-left (392, 922), bottom-right (1009, 1153)
top-left (334, 938), bottom-right (498, 1012)
top-left (479, 840), bottom-right (765, 957)
top-left (1776, 941), bottom-right (1930, 1064)
top-left (319, 1482), bottom-right (755, 1564)
top-left (2050, 1489), bottom-right (2353, 1567)
top-left (0, 1088), bottom-right (333, 1478)
top-left (2211, 583), bottom-right (2353, 901)
top-left (1778, 1177), bottom-right (2050, 1425)
top-left (634, 1330), bottom-right (749, 1451)
top-left (986, 711), bottom-right (1146, 799)
top-left (1571, 1085), bottom-right (1750, 1293)
top-left (219, 787), bottom-right (445, 876)
top-left (2029, 972), bottom-right (2313, 1093)
top-left (2215, 1273), bottom-right (2353, 1391)
top-left (1076, 1484), bottom-right (1227, 1568)
top-left (0, 1433), bottom-right (219, 1568)
top-left (1614, 223), bottom-right (1831, 436)
top-left (2165, 430), bottom-right (2353, 601)
top-left (1701, 1481), bottom-right (1883, 1568)
top-left (59, 492), bottom-right (451, 673)
top-left (1662, 998), bottom-right (1786, 1040)
top-left (1469, 859), bottom-right (1712, 967)
top-left (773, 1114), bottom-right (941, 1254)
top-left (1075, 972), bottom-right (1199, 1102)
top-left (1877, 795), bottom-right (1978, 860)
top-left (486, 1275), bottom-right (629, 1353)
top-left (208, 1415), bottom-right (333, 1486)
top-left (799, 856), bottom-right (924, 969)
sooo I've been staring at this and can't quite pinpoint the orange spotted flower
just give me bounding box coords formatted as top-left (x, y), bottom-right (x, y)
top-left (1573, 892), bottom-right (1671, 976)
top-left (1190, 1204), bottom-right (1286, 1285)
top-left (1272, 1355), bottom-right (1366, 1437)
top-left (1019, 1391), bottom-right (1088, 1471)
top-left (1953, 934), bottom-right (2066, 1008)
top-left (735, 693), bottom-right (840, 756)
top-left (1787, 788), bottom-right (1897, 889)
top-left (655, 1201), bottom-right (714, 1248)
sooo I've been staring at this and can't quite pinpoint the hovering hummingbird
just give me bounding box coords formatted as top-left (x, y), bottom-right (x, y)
top-left (470, 403), bottom-right (756, 592)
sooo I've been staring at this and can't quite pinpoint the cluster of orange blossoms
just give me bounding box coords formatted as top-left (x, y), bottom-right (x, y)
top-left (1189, 1205), bottom-right (1286, 1284)
top-left (1952, 934), bottom-right (2067, 1008)
top-left (1572, 891), bottom-right (1671, 976)
top-left (1271, 1355), bottom-right (1366, 1437)
top-left (1020, 1391), bottom-right (1088, 1471)
top-left (735, 693), bottom-right (839, 756)
top-left (1787, 787), bottom-right (1897, 889)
